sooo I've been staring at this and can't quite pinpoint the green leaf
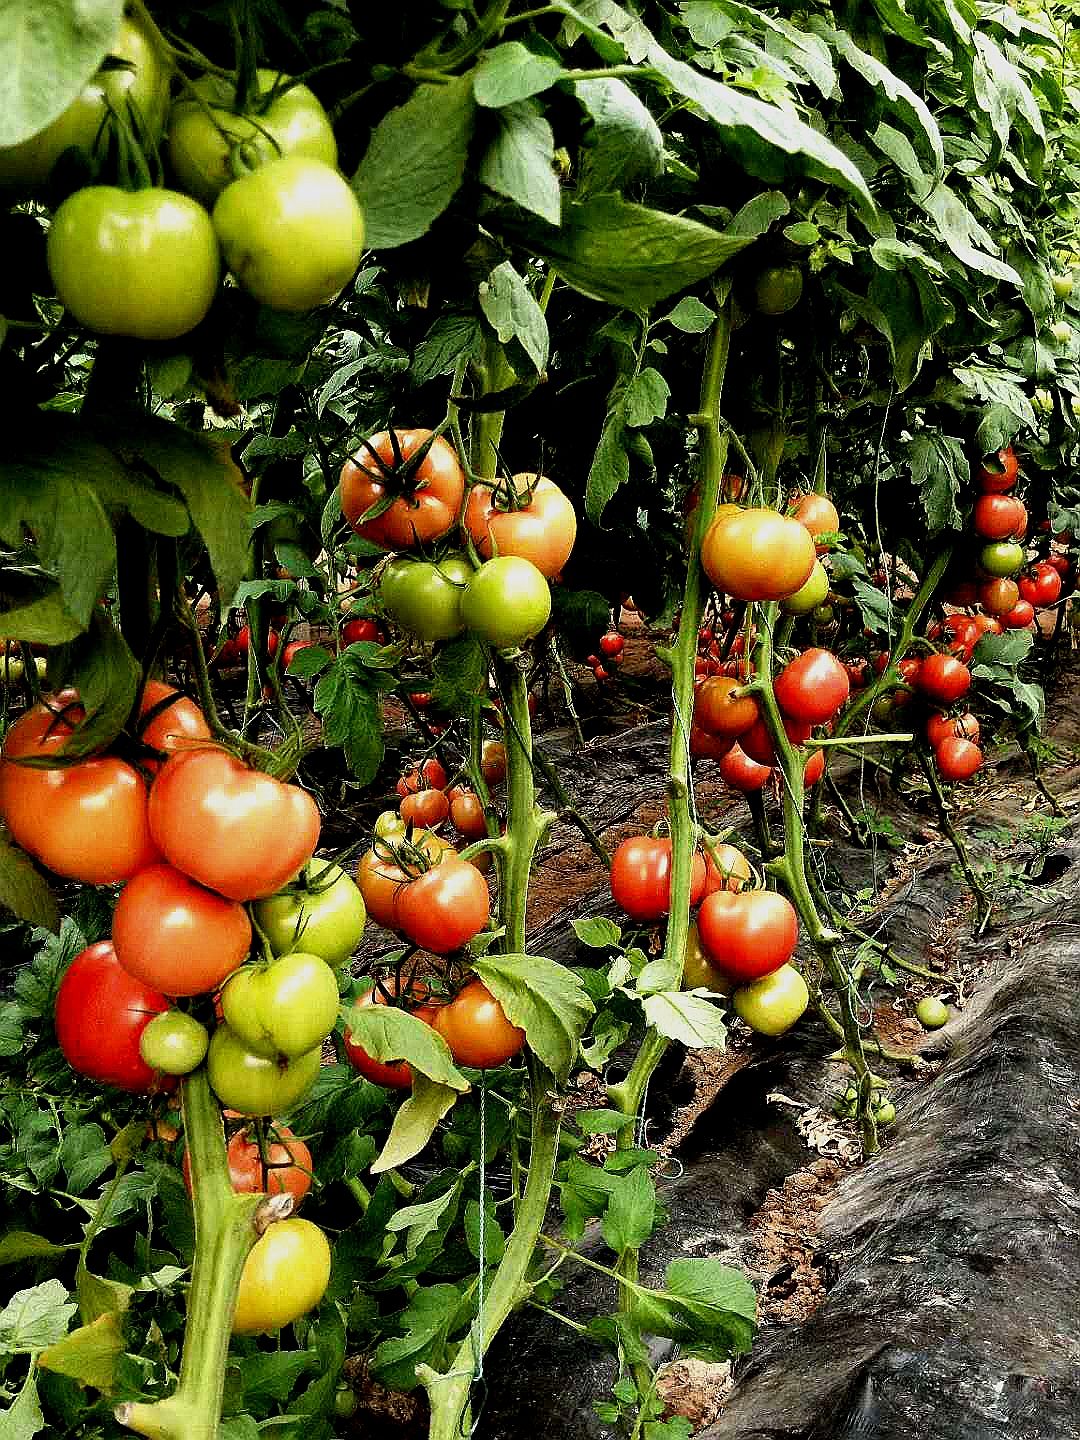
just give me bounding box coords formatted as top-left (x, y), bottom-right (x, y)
top-left (36, 1311), bottom-right (124, 1393)
top-left (571, 916), bottom-right (622, 949)
top-left (342, 1004), bottom-right (469, 1091)
top-left (0, 836), bottom-right (58, 932)
top-left (480, 99), bottom-right (561, 225)
top-left (431, 635), bottom-right (488, 716)
top-left (851, 578), bottom-right (892, 635)
top-left (624, 368), bottom-right (669, 427)
top-left (660, 297), bottom-right (716, 333)
top-left (354, 77), bottom-right (476, 248)
top-left (478, 261), bottom-right (550, 375)
top-left (371, 1075), bottom-right (461, 1174)
top-left (473, 43), bottom-right (564, 107)
top-left (601, 1164), bottom-right (656, 1253)
top-left (413, 310), bottom-right (484, 386)
top-left (574, 1109), bottom-right (635, 1135)
top-left (236, 1350), bottom-right (317, 1406)
top-left (75, 1264), bottom-right (132, 1326)
top-left (313, 650), bottom-right (388, 783)
top-left (575, 77), bottom-right (663, 197)
top-left (46, 608), bottom-right (140, 757)
top-left (0, 1368), bottom-right (44, 1440)
top-left (918, 184), bottom-right (1021, 286)
top-left (0, 0), bottom-right (123, 147)
top-left (0, 1232), bottom-right (75, 1268)
top-left (285, 645), bottom-right (334, 680)
top-left (465, 1196), bottom-right (505, 1264)
top-left (470, 953), bottom-right (594, 1082)
top-left (59, 1125), bottom-right (111, 1195)
top-left (0, 1280), bottom-right (76, 1355)
top-left (628, 1257), bottom-right (755, 1355)
top-left (724, 190), bottom-right (791, 236)
top-left (386, 1186), bottom-right (460, 1258)
top-left (904, 433), bottom-right (965, 534)
top-left (586, 410), bottom-right (630, 523)
top-left (371, 1284), bottom-right (463, 1391)
top-left (641, 992), bottom-right (727, 1049)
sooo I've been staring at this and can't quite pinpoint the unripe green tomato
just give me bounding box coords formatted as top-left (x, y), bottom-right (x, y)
top-left (461, 557), bottom-right (552, 649)
top-left (212, 155), bottom-right (364, 312)
top-left (207, 1024), bottom-right (322, 1115)
top-left (1052, 272), bottom-right (1074, 300)
top-left (252, 860), bottom-right (366, 966)
top-left (754, 264), bottom-right (804, 316)
top-left (732, 963), bottom-right (809, 1036)
top-left (334, 1386), bottom-right (360, 1420)
top-left (1033, 387), bottom-right (1054, 416)
top-left (167, 70), bottom-right (337, 206)
top-left (221, 952), bottom-right (340, 1058)
top-left (1050, 319), bottom-right (1073, 344)
top-left (374, 809), bottom-right (407, 842)
top-left (138, 1011), bottom-right (209, 1075)
top-left (979, 541), bottom-right (1025, 577)
top-left (874, 1100), bottom-right (896, 1126)
top-left (916, 996), bottom-right (950, 1030)
top-left (780, 559), bottom-right (829, 614)
top-left (379, 555), bottom-right (469, 642)
top-left (812, 604), bottom-right (836, 625)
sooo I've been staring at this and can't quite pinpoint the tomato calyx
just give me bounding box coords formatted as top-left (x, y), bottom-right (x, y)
top-left (349, 426), bottom-right (453, 522)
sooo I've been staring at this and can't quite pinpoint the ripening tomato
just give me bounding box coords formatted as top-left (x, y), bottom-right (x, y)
top-left (700, 508), bottom-right (816, 602)
top-left (695, 677), bottom-right (759, 737)
top-left (925, 711), bottom-right (979, 748)
top-left (935, 736), bottom-right (983, 782)
top-left (481, 740), bottom-right (507, 786)
top-left (341, 617), bottom-right (383, 646)
top-left (149, 748), bottom-right (320, 901)
top-left (464, 474), bottom-right (577, 578)
top-left (702, 843), bottom-right (753, 894)
top-left (450, 790), bottom-right (488, 841)
top-left (773, 648), bottom-right (850, 725)
top-left (980, 541), bottom-right (1026, 577)
top-left (690, 725), bottom-right (735, 761)
top-left (343, 982), bottom-right (437, 1088)
top-left (739, 714), bottom-right (813, 768)
top-left (396, 758), bottom-right (449, 795)
top-left (917, 654), bottom-right (971, 706)
top-left (183, 1124), bottom-right (313, 1205)
top-left (803, 747), bottom-right (825, 786)
top-left (790, 493), bottom-right (840, 547)
top-left (396, 856), bottom-right (490, 954)
top-left (681, 919), bottom-right (735, 995)
top-left (207, 1024), bottom-right (322, 1116)
top-left (1019, 562), bottom-right (1063, 608)
top-left (697, 889), bottom-right (799, 983)
top-left (340, 430), bottom-right (464, 550)
top-left (733, 964), bottom-right (809, 1036)
top-left (976, 446), bottom-right (1018, 493)
top-left (233, 1218), bottom-right (331, 1334)
top-left (433, 980), bottom-right (525, 1069)
top-left (717, 743), bottom-right (772, 791)
top-left (252, 860), bottom-right (366, 966)
top-left (780, 560), bottom-right (830, 614)
top-left (0, 697), bottom-right (159, 884)
top-left (979, 577), bottom-right (1021, 616)
top-left (139, 1011), bottom-right (209, 1075)
top-left (221, 950), bottom-right (340, 1059)
top-left (137, 680), bottom-right (212, 765)
top-left (114, 863), bottom-right (251, 997)
top-left (54, 941), bottom-right (173, 1093)
top-left (973, 494), bottom-right (1025, 541)
top-left (609, 836), bottom-right (707, 922)
top-left (400, 787), bottom-right (450, 829)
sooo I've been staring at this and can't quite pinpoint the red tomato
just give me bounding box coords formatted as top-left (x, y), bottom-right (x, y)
top-left (341, 617), bottom-right (383, 646)
top-left (803, 747), bottom-right (825, 786)
top-left (343, 982), bottom-right (437, 1088)
top-left (694, 676), bottom-right (759, 737)
top-left (717, 743), bottom-right (773, 791)
top-left (450, 789), bottom-right (488, 841)
top-left (697, 890), bottom-right (799, 983)
top-left (396, 758), bottom-right (448, 795)
top-left (690, 725), bottom-right (736, 761)
top-left (843, 658), bottom-right (870, 689)
top-left (1044, 552), bottom-right (1071, 578)
top-left (0, 696), bottom-right (159, 884)
top-left (702, 843), bottom-right (753, 894)
top-left (400, 788), bottom-right (450, 829)
top-left (976, 446), bottom-right (1018, 493)
top-left (773, 648), bottom-right (850, 725)
top-left (609, 836), bottom-right (707, 921)
top-left (464, 473), bottom-right (577, 579)
top-left (935, 736), bottom-right (983, 781)
top-left (138, 679), bottom-right (212, 765)
top-left (340, 430), bottom-right (464, 549)
top-left (433, 980), bottom-right (525, 1069)
top-left (739, 714), bottom-right (812, 767)
top-left (54, 940), bottom-right (173, 1093)
top-left (396, 856), bottom-right (490, 953)
top-left (481, 740), bottom-right (507, 786)
top-left (1001, 599), bottom-right (1035, 628)
top-left (926, 711), bottom-right (979, 748)
top-left (599, 631), bottom-right (625, 658)
top-left (700, 508), bottom-right (816, 602)
top-left (978, 577), bottom-right (1020, 616)
top-left (973, 494), bottom-right (1025, 540)
top-left (113, 863), bottom-right (251, 996)
top-left (148, 748), bottom-right (320, 901)
top-left (1018, 563), bottom-right (1062, 608)
top-left (183, 1124), bottom-right (313, 1203)
top-left (917, 654), bottom-right (971, 705)
top-left (236, 626), bottom-right (280, 658)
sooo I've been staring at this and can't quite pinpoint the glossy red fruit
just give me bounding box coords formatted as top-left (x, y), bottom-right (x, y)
top-left (975, 446), bottom-right (1019, 493)
top-left (717, 743), bottom-right (773, 792)
top-left (935, 736), bottom-right (983, 781)
top-left (917, 654), bottom-right (971, 706)
top-left (773, 648), bottom-right (850, 726)
top-left (54, 941), bottom-right (173, 1093)
top-left (697, 889), bottom-right (799, 983)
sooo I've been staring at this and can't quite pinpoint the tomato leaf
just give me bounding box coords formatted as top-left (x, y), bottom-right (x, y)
top-left (411, 310), bottom-right (485, 386)
top-left (36, 1311), bottom-right (124, 1393)
top-left (431, 636), bottom-right (488, 716)
top-left (370, 1075), bottom-right (461, 1174)
top-left (473, 42), bottom-right (565, 107)
top-left (627, 1257), bottom-right (756, 1355)
top-left (47, 608), bottom-right (139, 758)
top-left (904, 432), bottom-right (965, 534)
top-left (341, 1005), bottom-right (469, 1092)
top-left (601, 1163), bottom-right (657, 1254)
top-left (571, 917), bottom-right (623, 949)
top-left (0, 1232), bottom-right (75, 1268)
top-left (0, 1368), bottom-right (44, 1440)
top-left (314, 650), bottom-right (392, 784)
top-left (585, 409), bottom-right (631, 523)
top-left (0, 835), bottom-right (59, 932)
top-left (640, 991), bottom-right (727, 1050)
top-left (479, 99), bottom-right (562, 226)
top-left (478, 261), bottom-right (549, 375)
top-left (354, 77), bottom-right (476, 249)
top-left (576, 77), bottom-right (663, 198)
top-left (470, 953), bottom-right (594, 1082)
top-left (0, 0), bottom-right (124, 147)
top-left (371, 1284), bottom-right (465, 1390)
top-left (660, 297), bottom-right (716, 333)
top-left (386, 1186), bottom-right (460, 1259)
top-left (0, 1279), bottom-right (76, 1354)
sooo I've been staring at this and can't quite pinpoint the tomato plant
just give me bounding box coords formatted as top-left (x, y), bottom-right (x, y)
top-left (232, 1218), bottom-right (332, 1334)
top-left (113, 862), bottom-right (252, 996)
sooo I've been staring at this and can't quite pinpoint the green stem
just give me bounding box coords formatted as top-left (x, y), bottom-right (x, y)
top-left (915, 745), bottom-right (992, 932)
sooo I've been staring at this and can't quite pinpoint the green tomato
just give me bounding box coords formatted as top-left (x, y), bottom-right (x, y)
top-left (873, 1100), bottom-right (896, 1126)
top-left (780, 559), bottom-right (830, 614)
top-left (373, 809), bottom-right (407, 843)
top-left (168, 70), bottom-right (337, 206)
top-left (0, 13), bottom-right (168, 190)
top-left (915, 996), bottom-right (950, 1030)
top-left (334, 1386), bottom-right (359, 1420)
top-left (682, 919), bottom-right (735, 996)
top-left (379, 554), bottom-right (470, 642)
top-left (813, 604), bottom-right (836, 625)
top-left (47, 187), bottom-right (219, 340)
top-left (221, 952), bottom-right (340, 1059)
top-left (1050, 319), bottom-right (1073, 344)
top-left (1052, 272), bottom-right (1074, 300)
top-left (461, 556), bottom-right (552, 649)
top-left (212, 155), bottom-right (364, 312)
top-left (206, 1023), bottom-right (322, 1116)
top-left (732, 963), bottom-right (809, 1036)
top-left (979, 540), bottom-right (1025, 577)
top-left (754, 264), bottom-right (804, 317)
top-left (253, 860), bottom-right (366, 966)
top-left (138, 1011), bottom-right (209, 1076)
top-left (1033, 387), bottom-right (1054, 416)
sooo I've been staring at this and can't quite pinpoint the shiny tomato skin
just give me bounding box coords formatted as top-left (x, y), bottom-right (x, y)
top-left (461, 557), bottom-right (552, 648)
top-left (450, 790), bottom-right (488, 841)
top-left (973, 494), bottom-right (1025, 540)
top-left (464, 474), bottom-right (577, 578)
top-left (397, 758), bottom-right (449, 795)
top-left (979, 541), bottom-right (1025, 578)
top-left (609, 837), bottom-right (707, 922)
top-left (599, 631), bottom-right (625, 658)
top-left (54, 941), bottom-right (173, 1093)
top-left (690, 724), bottom-right (735, 761)
top-left (396, 857), bottom-right (490, 954)
top-left (138, 680), bottom-right (212, 764)
top-left (702, 843), bottom-right (753, 894)
top-left (481, 741), bottom-right (507, 785)
top-left (733, 963), bottom-right (809, 1035)
top-left (925, 711), bottom-right (979, 748)
top-left (717, 743), bottom-right (772, 792)
top-left (113, 863), bottom-right (251, 997)
top-left (139, 1011), bottom-right (209, 1074)
top-left (48, 187), bottom-right (219, 341)
top-left (700, 508), bottom-right (816, 602)
top-left (212, 155), bottom-right (364, 312)
top-left (341, 430), bottom-right (464, 549)
top-left (341, 617), bottom-right (382, 646)
top-left (343, 984), bottom-right (437, 1089)
top-left (917, 654), bottom-right (971, 706)
top-left (935, 736), bottom-right (983, 782)
top-left (976, 446), bottom-right (1019, 493)
top-left (1001, 599), bottom-right (1036, 629)
top-left (148, 748), bottom-right (320, 902)
top-left (681, 919), bottom-right (735, 995)
top-left (695, 677), bottom-right (759, 737)
top-left (790, 493), bottom-right (839, 546)
top-left (379, 554), bottom-right (469, 642)
top-left (233, 1218), bottom-right (331, 1334)
top-left (697, 890), bottom-right (799, 983)
top-left (433, 980), bottom-right (525, 1069)
top-left (399, 788), bottom-right (450, 830)
top-left (780, 560), bottom-right (830, 614)
top-left (979, 577), bottom-right (1021, 616)
top-left (221, 950), bottom-right (340, 1059)
top-left (207, 1024), bottom-right (322, 1116)
top-left (183, 1124), bottom-right (313, 1204)
top-left (773, 648), bottom-right (850, 725)
top-left (739, 715), bottom-right (813, 768)
top-left (1019, 563), bottom-right (1063, 608)
top-left (803, 747), bottom-right (826, 786)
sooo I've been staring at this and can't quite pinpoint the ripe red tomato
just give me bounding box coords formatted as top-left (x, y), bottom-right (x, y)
top-left (700, 508), bottom-right (816, 602)
top-left (464, 473), bottom-right (577, 579)
top-left (609, 836), bottom-right (707, 921)
top-left (1043, 552), bottom-right (1071, 578)
top-left (978, 577), bottom-right (1021, 616)
top-left (690, 725), bottom-right (735, 761)
top-left (935, 736), bottom-right (983, 781)
top-left (599, 631), bottom-right (625, 658)
top-left (694, 676), bottom-right (759, 737)
top-left (976, 446), bottom-right (1018, 493)
top-left (183, 1124), bottom-right (313, 1204)
top-left (340, 430), bottom-right (464, 549)
top-left (400, 787), bottom-right (450, 829)
top-left (137, 680), bottom-right (212, 766)
top-left (54, 941), bottom-right (173, 1093)
top-left (1001, 599), bottom-right (1036, 629)
top-left (717, 743), bottom-right (772, 791)
top-left (113, 863), bottom-right (251, 996)
top-left (973, 494), bottom-right (1025, 540)
top-left (773, 648), bottom-right (850, 725)
top-left (396, 758), bottom-right (448, 795)
top-left (149, 748), bottom-right (320, 901)
top-left (342, 617), bottom-right (383, 646)
top-left (1019, 562), bottom-right (1063, 608)
top-left (343, 982), bottom-right (437, 1089)
top-left (450, 789), bottom-right (488, 841)
top-left (0, 697), bottom-right (159, 884)
top-left (803, 747), bottom-right (825, 786)
top-left (917, 654), bottom-right (971, 705)
top-left (925, 711), bottom-right (979, 748)
top-left (433, 980), bottom-right (525, 1069)
top-left (697, 889), bottom-right (799, 983)
top-left (396, 856), bottom-right (490, 953)
top-left (739, 714), bottom-right (812, 767)
top-left (235, 626), bottom-right (280, 658)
